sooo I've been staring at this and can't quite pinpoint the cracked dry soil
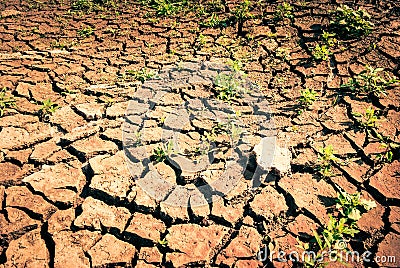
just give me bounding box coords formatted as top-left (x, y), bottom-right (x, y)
top-left (0, 0), bottom-right (399, 267)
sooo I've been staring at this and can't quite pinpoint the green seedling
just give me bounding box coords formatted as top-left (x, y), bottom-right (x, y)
top-left (274, 2), bottom-right (294, 21)
top-left (144, 0), bottom-right (190, 16)
top-left (232, 0), bottom-right (253, 35)
top-left (158, 238), bottom-right (168, 247)
top-left (316, 145), bottom-right (340, 178)
top-left (321, 31), bottom-right (337, 47)
top-left (336, 189), bottom-right (376, 221)
top-left (39, 99), bottom-right (58, 119)
top-left (152, 140), bottom-right (174, 163)
top-left (214, 73), bottom-right (245, 103)
top-left (201, 13), bottom-right (228, 28)
top-left (352, 107), bottom-right (378, 129)
top-left (77, 26), bottom-right (94, 38)
top-left (312, 44), bottom-right (332, 61)
top-left (124, 68), bottom-right (155, 83)
top-left (72, 0), bottom-right (93, 10)
top-left (299, 88), bottom-right (318, 109)
top-left (298, 187), bottom-right (377, 267)
top-left (330, 5), bottom-right (374, 38)
top-left (342, 65), bottom-right (399, 97)
top-left (0, 87), bottom-right (16, 117)
top-left (72, 0), bottom-right (118, 12)
top-left (374, 134), bottom-right (399, 163)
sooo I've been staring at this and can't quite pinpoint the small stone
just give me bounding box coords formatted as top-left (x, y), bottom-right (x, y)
top-left (166, 224), bottom-right (229, 267)
top-left (4, 229), bottom-right (50, 268)
top-left (125, 212), bottom-right (166, 242)
top-left (5, 186), bottom-right (57, 220)
top-left (88, 234), bottom-right (136, 267)
top-left (250, 185), bottom-right (288, 220)
top-left (23, 161), bottom-right (86, 205)
top-left (74, 197), bottom-right (131, 232)
top-left (74, 103), bottom-right (103, 120)
top-left (253, 137), bottom-right (291, 176)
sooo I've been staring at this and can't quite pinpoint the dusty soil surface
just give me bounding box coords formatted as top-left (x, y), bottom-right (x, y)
top-left (0, 0), bottom-right (399, 267)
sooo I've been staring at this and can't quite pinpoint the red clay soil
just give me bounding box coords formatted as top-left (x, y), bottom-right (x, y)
top-left (0, 0), bottom-right (399, 267)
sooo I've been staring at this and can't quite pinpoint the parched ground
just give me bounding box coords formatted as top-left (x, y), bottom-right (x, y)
top-left (0, 0), bottom-right (399, 267)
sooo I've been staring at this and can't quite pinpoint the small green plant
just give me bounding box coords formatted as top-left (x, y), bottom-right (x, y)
top-left (39, 99), bottom-right (58, 119)
top-left (341, 65), bottom-right (399, 97)
top-left (71, 0), bottom-right (117, 12)
top-left (124, 68), bottom-right (155, 83)
top-left (72, 0), bottom-right (93, 10)
top-left (214, 73), bottom-right (245, 103)
top-left (51, 40), bottom-right (76, 50)
top-left (0, 87), bottom-right (16, 117)
top-left (151, 140), bottom-right (174, 163)
top-left (77, 26), bottom-right (94, 38)
top-left (316, 145), bottom-right (340, 178)
top-left (336, 189), bottom-right (376, 221)
top-left (200, 13), bottom-right (228, 28)
top-left (352, 107), bottom-right (379, 129)
top-left (158, 238), bottom-right (168, 247)
top-left (374, 134), bottom-right (399, 163)
top-left (321, 31), bottom-right (337, 47)
top-left (330, 5), bottom-right (374, 38)
top-left (232, 0), bottom-right (253, 35)
top-left (142, 0), bottom-right (190, 16)
top-left (312, 44), bottom-right (332, 61)
top-left (298, 188), bottom-right (376, 267)
top-left (274, 2), bottom-right (294, 21)
top-left (299, 88), bottom-right (318, 110)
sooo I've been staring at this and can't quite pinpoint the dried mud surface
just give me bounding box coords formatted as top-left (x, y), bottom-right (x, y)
top-left (0, 0), bottom-right (399, 267)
